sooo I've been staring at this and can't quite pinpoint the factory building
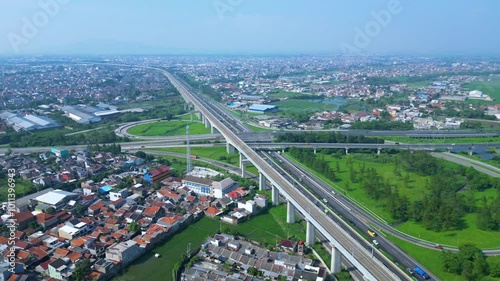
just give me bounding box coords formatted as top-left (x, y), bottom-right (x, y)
top-left (0, 111), bottom-right (60, 132)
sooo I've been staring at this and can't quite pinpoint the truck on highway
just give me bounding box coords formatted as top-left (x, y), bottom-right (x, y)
top-left (190, 155), bottom-right (199, 159)
top-left (413, 266), bottom-right (430, 279)
top-left (367, 229), bottom-right (377, 238)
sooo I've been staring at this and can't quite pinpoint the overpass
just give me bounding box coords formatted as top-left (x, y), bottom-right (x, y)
top-left (165, 71), bottom-right (411, 281)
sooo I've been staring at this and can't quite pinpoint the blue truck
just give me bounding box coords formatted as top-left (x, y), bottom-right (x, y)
top-left (414, 266), bottom-right (430, 279)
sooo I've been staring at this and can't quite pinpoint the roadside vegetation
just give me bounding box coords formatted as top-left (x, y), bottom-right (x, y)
top-left (287, 149), bottom-right (500, 248)
top-left (127, 120), bottom-right (210, 136)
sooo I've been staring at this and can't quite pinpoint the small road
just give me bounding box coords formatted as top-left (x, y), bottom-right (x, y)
top-left (431, 152), bottom-right (500, 178)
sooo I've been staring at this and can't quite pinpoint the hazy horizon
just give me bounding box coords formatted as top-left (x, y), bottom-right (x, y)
top-left (1, 0), bottom-right (499, 56)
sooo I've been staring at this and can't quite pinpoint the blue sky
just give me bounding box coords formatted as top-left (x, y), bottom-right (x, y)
top-left (0, 0), bottom-right (498, 55)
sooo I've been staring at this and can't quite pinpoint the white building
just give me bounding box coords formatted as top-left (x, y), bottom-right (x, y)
top-left (212, 178), bottom-right (237, 199)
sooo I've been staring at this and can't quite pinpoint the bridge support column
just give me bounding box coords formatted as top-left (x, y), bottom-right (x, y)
top-left (272, 185), bottom-right (279, 205)
top-left (345, 148), bottom-right (349, 155)
top-left (469, 147), bottom-right (474, 156)
top-left (259, 172), bottom-right (266, 191)
top-left (496, 147), bottom-right (500, 154)
top-left (314, 147), bottom-right (317, 154)
top-left (226, 143), bottom-right (235, 154)
top-left (287, 201), bottom-right (295, 223)
top-left (377, 148), bottom-right (381, 155)
top-left (306, 221), bottom-right (315, 245)
top-left (211, 126), bottom-right (218, 134)
top-left (331, 246), bottom-right (342, 273)
top-left (196, 112), bottom-right (202, 120)
top-left (190, 113), bottom-right (193, 122)
top-left (239, 153), bottom-right (247, 178)
top-left (204, 118), bottom-right (210, 129)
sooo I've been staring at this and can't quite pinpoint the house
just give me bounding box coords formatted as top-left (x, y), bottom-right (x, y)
top-left (212, 178), bottom-right (237, 199)
top-left (35, 213), bottom-right (58, 229)
top-left (12, 211), bottom-right (36, 231)
top-left (48, 258), bottom-right (70, 280)
top-left (278, 239), bottom-right (297, 252)
top-left (109, 188), bottom-right (129, 202)
top-left (105, 240), bottom-right (144, 266)
top-left (143, 165), bottom-right (171, 184)
top-left (204, 207), bottom-right (222, 218)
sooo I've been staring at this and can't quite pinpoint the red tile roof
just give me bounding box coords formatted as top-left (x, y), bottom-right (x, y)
top-left (149, 165), bottom-right (170, 177)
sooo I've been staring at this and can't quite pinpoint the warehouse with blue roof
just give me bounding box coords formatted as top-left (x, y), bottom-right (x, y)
top-left (247, 104), bottom-right (279, 113)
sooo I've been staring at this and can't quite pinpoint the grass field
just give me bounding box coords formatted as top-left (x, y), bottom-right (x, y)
top-left (153, 146), bottom-right (240, 166)
top-left (386, 233), bottom-right (500, 281)
top-left (463, 75), bottom-right (500, 103)
top-left (0, 178), bottom-right (37, 202)
top-left (128, 120), bottom-right (210, 136)
top-left (267, 90), bottom-right (301, 98)
top-left (287, 151), bottom-right (500, 248)
top-left (383, 136), bottom-right (500, 144)
top-left (113, 204), bottom-right (307, 281)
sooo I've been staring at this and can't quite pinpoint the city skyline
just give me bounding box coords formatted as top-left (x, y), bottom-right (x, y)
top-left (1, 0), bottom-right (499, 56)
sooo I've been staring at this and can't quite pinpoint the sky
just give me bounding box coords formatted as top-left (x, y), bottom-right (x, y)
top-left (0, 0), bottom-right (498, 56)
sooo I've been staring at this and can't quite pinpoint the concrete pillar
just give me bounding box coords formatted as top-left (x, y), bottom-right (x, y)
top-left (196, 112), bottom-right (202, 120)
top-left (272, 185), bottom-right (279, 205)
top-left (469, 147), bottom-right (474, 156)
top-left (204, 118), bottom-right (210, 129)
top-left (331, 246), bottom-right (342, 273)
top-left (287, 201), bottom-right (295, 223)
top-left (496, 147), bottom-right (500, 154)
top-left (306, 221), bottom-right (315, 245)
top-left (190, 113), bottom-right (193, 122)
top-left (201, 114), bottom-right (205, 123)
top-left (226, 143), bottom-right (235, 154)
top-left (259, 172), bottom-right (266, 191)
top-left (345, 147), bottom-right (349, 155)
top-left (314, 147), bottom-right (317, 154)
top-left (377, 148), bottom-right (381, 155)
top-left (211, 126), bottom-right (218, 134)
top-left (240, 153), bottom-right (246, 178)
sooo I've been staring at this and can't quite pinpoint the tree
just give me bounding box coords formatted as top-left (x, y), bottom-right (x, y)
top-left (128, 221), bottom-right (139, 232)
top-left (73, 259), bottom-right (91, 281)
top-left (248, 267), bottom-right (259, 276)
top-left (490, 262), bottom-right (500, 278)
top-left (472, 252), bottom-right (489, 278)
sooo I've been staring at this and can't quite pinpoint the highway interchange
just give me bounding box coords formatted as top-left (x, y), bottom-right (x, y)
top-left (6, 65), bottom-right (500, 280)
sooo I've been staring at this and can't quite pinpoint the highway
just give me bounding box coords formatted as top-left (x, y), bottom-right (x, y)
top-left (165, 71), bottom-right (410, 281)
top-left (431, 152), bottom-right (500, 178)
top-left (266, 151), bottom-right (438, 280)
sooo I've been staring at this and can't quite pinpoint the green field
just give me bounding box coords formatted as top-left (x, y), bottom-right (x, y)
top-left (463, 76), bottom-right (500, 103)
top-left (386, 233), bottom-right (500, 281)
top-left (270, 99), bottom-right (341, 112)
top-left (383, 136), bottom-right (500, 144)
top-left (266, 90), bottom-right (309, 98)
top-left (287, 152), bottom-right (500, 248)
top-left (113, 204), bottom-right (307, 281)
top-left (0, 177), bottom-right (38, 202)
top-left (128, 120), bottom-right (210, 136)
top-left (153, 146), bottom-right (240, 166)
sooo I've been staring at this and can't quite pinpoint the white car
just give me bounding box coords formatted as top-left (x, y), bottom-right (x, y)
top-left (373, 240), bottom-right (379, 246)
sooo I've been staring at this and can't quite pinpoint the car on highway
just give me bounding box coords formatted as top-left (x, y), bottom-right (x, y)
top-left (141, 145), bottom-right (145, 148)
top-left (323, 198), bottom-right (328, 203)
top-left (406, 268), bottom-right (414, 275)
top-left (434, 244), bottom-right (443, 250)
top-left (373, 240), bottom-right (379, 246)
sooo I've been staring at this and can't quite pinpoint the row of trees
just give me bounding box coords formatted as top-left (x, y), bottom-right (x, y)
top-left (350, 120), bottom-right (414, 130)
top-left (0, 128), bottom-right (129, 147)
top-left (275, 132), bottom-right (384, 144)
top-left (87, 143), bottom-right (122, 154)
top-left (289, 147), bottom-right (336, 182)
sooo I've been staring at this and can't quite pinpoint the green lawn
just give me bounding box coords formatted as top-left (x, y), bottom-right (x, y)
top-left (127, 120), bottom-right (210, 136)
top-left (383, 136), bottom-right (500, 144)
top-left (113, 204), bottom-right (306, 281)
top-left (386, 233), bottom-right (500, 281)
top-left (269, 99), bottom-right (340, 113)
top-left (153, 146), bottom-right (240, 165)
top-left (287, 152), bottom-right (500, 248)
top-left (0, 177), bottom-right (38, 202)
top-left (246, 123), bottom-right (275, 132)
top-left (463, 76), bottom-right (500, 103)
top-left (267, 90), bottom-right (306, 98)
top-left (177, 113), bottom-right (200, 121)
